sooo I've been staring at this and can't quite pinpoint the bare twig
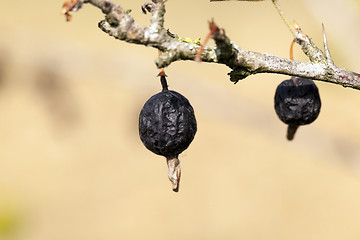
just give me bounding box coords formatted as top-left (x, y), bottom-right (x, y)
top-left (62, 0), bottom-right (360, 90)
top-left (271, 0), bottom-right (296, 35)
top-left (194, 20), bottom-right (219, 62)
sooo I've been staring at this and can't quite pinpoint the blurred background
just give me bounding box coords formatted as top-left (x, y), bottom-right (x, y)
top-left (1, 0), bottom-right (360, 239)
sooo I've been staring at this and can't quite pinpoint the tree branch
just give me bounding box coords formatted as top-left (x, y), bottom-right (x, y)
top-left (64, 0), bottom-right (360, 90)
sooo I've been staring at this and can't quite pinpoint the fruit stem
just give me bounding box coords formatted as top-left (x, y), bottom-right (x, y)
top-left (166, 157), bottom-right (181, 192)
top-left (160, 76), bottom-right (168, 92)
top-left (290, 76), bottom-right (299, 86)
top-left (157, 50), bottom-right (168, 92)
top-left (287, 124), bottom-right (299, 141)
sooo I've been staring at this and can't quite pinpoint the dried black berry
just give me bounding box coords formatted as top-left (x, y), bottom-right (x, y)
top-left (274, 76), bottom-right (321, 140)
top-left (139, 76), bottom-right (197, 192)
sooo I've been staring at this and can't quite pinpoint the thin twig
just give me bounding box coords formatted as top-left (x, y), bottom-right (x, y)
top-left (290, 39), bottom-right (295, 61)
top-left (271, 0), bottom-right (296, 35)
top-left (195, 20), bottom-right (219, 62)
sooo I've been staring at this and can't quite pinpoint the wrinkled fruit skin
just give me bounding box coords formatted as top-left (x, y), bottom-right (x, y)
top-left (139, 90), bottom-right (197, 159)
top-left (274, 77), bottom-right (321, 126)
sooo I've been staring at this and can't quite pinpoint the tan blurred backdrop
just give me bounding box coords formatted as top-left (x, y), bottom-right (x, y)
top-left (1, 0), bottom-right (360, 239)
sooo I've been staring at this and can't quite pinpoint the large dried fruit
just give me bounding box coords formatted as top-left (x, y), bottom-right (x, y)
top-left (139, 75), bottom-right (197, 192)
top-left (274, 76), bottom-right (321, 140)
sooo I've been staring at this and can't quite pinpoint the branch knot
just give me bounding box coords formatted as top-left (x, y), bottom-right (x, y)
top-left (228, 67), bottom-right (253, 84)
top-left (105, 6), bottom-right (124, 26)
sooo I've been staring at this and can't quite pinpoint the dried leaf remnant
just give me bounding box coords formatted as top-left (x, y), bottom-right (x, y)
top-left (61, 0), bottom-right (83, 21)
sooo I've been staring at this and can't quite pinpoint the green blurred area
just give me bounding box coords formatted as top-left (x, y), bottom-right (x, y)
top-left (1, 0), bottom-right (360, 239)
top-left (0, 209), bottom-right (20, 238)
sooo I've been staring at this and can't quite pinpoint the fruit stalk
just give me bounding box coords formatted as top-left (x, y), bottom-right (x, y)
top-left (160, 75), bottom-right (168, 92)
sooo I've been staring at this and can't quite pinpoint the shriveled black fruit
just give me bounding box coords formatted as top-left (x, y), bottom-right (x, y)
top-left (274, 76), bottom-right (321, 140)
top-left (139, 76), bottom-right (197, 192)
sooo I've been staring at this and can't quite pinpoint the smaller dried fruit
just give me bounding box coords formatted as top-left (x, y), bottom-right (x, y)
top-left (274, 76), bottom-right (321, 140)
